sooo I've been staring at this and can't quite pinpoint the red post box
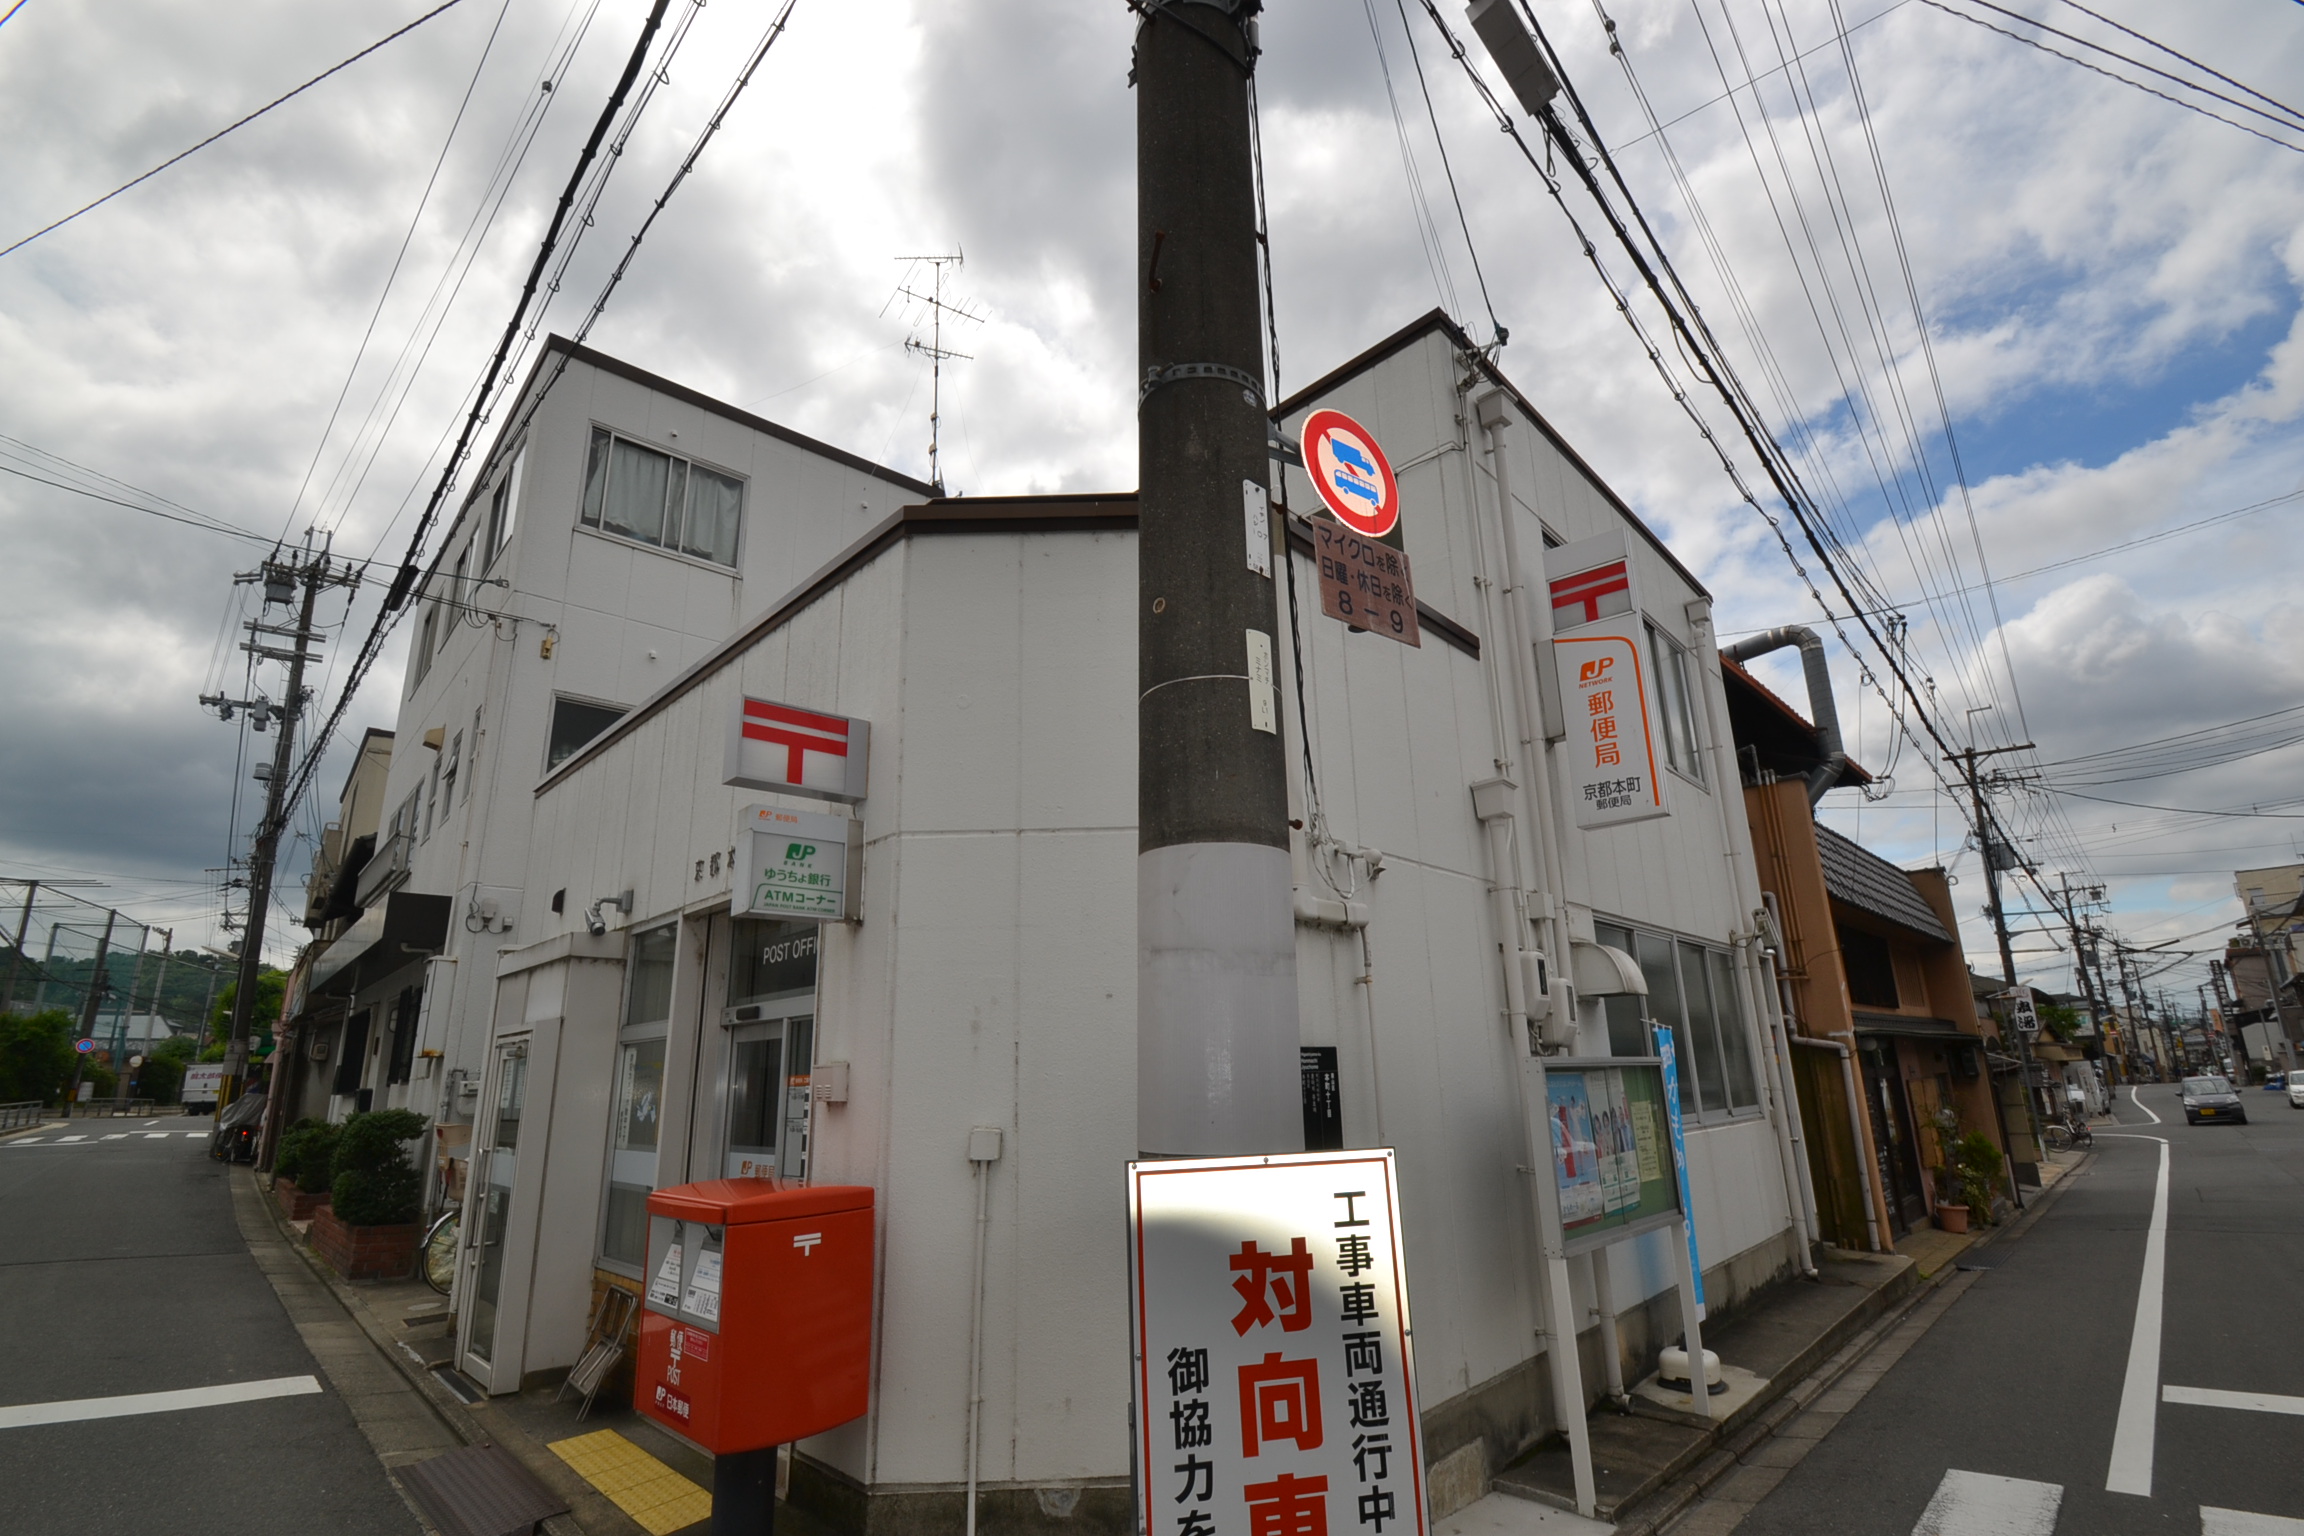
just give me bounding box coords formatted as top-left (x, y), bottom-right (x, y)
top-left (634, 1179), bottom-right (874, 1453)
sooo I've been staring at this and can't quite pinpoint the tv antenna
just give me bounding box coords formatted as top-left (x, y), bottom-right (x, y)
top-left (889, 252), bottom-right (981, 494)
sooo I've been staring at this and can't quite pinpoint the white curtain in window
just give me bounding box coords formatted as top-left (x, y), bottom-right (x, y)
top-left (683, 465), bottom-right (743, 565)
top-left (605, 438), bottom-right (671, 545)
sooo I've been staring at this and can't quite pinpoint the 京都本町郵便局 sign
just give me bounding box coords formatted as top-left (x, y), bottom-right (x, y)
top-left (1129, 1150), bottom-right (1427, 1536)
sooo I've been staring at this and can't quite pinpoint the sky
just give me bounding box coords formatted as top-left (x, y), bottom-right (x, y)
top-left (0, 0), bottom-right (2298, 1017)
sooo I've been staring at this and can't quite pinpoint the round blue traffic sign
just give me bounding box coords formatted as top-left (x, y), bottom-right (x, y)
top-left (74, 1037), bottom-right (96, 1054)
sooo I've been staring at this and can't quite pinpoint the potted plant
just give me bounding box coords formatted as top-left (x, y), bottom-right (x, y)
top-left (271, 1118), bottom-right (340, 1221)
top-left (308, 1109), bottom-right (429, 1280)
top-left (1930, 1162), bottom-right (1971, 1232)
top-left (1955, 1130), bottom-right (2004, 1226)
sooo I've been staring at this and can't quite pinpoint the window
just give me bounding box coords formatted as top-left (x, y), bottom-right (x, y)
top-left (1594, 917), bottom-right (1762, 1122)
top-left (484, 450), bottom-right (523, 569)
top-left (580, 426), bottom-right (744, 567)
top-left (441, 547), bottom-right (468, 655)
top-left (1646, 622), bottom-right (1702, 782)
top-left (601, 923), bottom-right (676, 1272)
top-left (412, 603), bottom-right (438, 687)
top-left (1842, 927), bottom-right (1899, 1009)
top-left (422, 754), bottom-right (440, 841)
top-left (546, 696), bottom-right (626, 771)
top-left (441, 732), bottom-right (461, 818)
top-left (465, 707), bottom-right (482, 802)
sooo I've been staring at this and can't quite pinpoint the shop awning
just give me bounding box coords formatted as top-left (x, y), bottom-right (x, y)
top-left (1851, 1011), bottom-right (1974, 1040)
top-left (308, 891), bottom-right (450, 997)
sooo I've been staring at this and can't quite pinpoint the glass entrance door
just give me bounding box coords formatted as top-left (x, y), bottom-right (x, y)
top-left (723, 1015), bottom-right (811, 1179)
top-left (465, 1041), bottom-right (527, 1363)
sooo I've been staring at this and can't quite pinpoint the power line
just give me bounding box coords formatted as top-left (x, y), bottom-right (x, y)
top-left (1393, 0), bottom-right (1502, 345)
top-left (2049, 0), bottom-right (2304, 130)
top-left (0, 0), bottom-right (473, 260)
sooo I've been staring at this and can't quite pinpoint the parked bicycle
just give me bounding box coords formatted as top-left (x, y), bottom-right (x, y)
top-left (2043, 1116), bottom-right (2093, 1152)
top-left (420, 1207), bottom-right (459, 1295)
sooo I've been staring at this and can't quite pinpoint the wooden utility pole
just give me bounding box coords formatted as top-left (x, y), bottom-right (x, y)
top-left (1948, 744), bottom-right (2047, 1160)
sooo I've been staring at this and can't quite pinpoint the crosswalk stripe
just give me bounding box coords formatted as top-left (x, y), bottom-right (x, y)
top-left (103, 1133), bottom-right (127, 1140)
top-left (1912, 1470), bottom-right (2063, 1536)
top-left (143, 1133), bottom-right (169, 1140)
top-left (0, 1375), bottom-right (322, 1430)
top-left (2165, 1385), bottom-right (2304, 1418)
top-left (58, 1135), bottom-right (83, 1142)
top-left (2203, 1510), bottom-right (2304, 1535)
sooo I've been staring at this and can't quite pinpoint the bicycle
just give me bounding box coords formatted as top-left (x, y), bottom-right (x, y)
top-left (420, 1206), bottom-right (460, 1295)
top-left (2043, 1117), bottom-right (2093, 1152)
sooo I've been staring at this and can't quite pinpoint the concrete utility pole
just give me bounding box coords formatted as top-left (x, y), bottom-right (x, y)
top-left (1949, 745), bottom-right (2046, 1156)
top-left (1134, 0), bottom-right (1300, 1157)
top-left (203, 548), bottom-right (348, 1109)
top-left (2240, 893), bottom-right (2303, 1072)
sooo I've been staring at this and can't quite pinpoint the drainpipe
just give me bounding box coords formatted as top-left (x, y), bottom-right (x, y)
top-left (964, 1126), bottom-right (1003, 1536)
top-left (1720, 627), bottom-right (1849, 805)
top-left (1792, 1034), bottom-right (1884, 1253)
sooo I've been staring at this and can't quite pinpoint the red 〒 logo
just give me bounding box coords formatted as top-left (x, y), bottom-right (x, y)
top-left (741, 699), bottom-right (852, 784)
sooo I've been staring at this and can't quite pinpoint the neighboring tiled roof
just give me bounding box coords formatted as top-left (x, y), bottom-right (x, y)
top-left (1816, 823), bottom-right (1953, 942)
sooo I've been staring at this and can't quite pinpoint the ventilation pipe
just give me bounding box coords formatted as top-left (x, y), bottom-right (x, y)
top-left (1721, 627), bottom-right (1848, 805)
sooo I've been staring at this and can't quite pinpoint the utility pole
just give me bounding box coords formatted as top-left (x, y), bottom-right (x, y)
top-left (63, 909), bottom-right (116, 1115)
top-left (201, 546), bottom-right (352, 1109)
top-left (2057, 872), bottom-right (2107, 1081)
top-left (2, 880), bottom-right (35, 1016)
top-left (2239, 892), bottom-right (2302, 1074)
top-left (1135, 0), bottom-right (1300, 1158)
top-left (1949, 744), bottom-right (2046, 1164)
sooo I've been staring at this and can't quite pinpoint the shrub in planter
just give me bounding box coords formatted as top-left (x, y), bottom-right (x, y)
top-left (329, 1109), bottom-right (428, 1227)
top-left (293, 1122), bottom-right (344, 1195)
top-left (273, 1118), bottom-right (326, 1185)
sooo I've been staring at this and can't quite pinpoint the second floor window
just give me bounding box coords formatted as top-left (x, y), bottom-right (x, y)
top-left (580, 427), bottom-right (744, 567)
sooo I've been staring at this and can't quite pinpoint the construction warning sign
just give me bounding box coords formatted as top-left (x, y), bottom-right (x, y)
top-left (1129, 1150), bottom-right (1427, 1536)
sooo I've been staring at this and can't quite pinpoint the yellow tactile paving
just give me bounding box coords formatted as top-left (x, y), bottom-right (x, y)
top-left (550, 1428), bottom-right (712, 1536)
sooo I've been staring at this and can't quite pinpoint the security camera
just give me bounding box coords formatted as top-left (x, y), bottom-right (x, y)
top-left (585, 907), bottom-right (609, 938)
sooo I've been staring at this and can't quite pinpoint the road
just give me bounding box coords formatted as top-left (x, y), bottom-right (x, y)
top-left (1701, 1081), bottom-right (2304, 1535)
top-left (0, 1118), bottom-right (421, 1536)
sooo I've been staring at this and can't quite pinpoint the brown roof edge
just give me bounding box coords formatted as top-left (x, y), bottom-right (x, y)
top-left (535, 495), bottom-right (1141, 793)
top-left (1719, 655), bottom-right (1873, 786)
top-left (1270, 309), bottom-right (1710, 601)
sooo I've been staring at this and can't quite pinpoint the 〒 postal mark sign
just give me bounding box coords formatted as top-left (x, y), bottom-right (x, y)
top-left (1129, 1150), bottom-right (1426, 1536)
top-left (724, 695), bottom-right (870, 804)
top-left (1546, 535), bottom-right (1669, 830)
top-left (1300, 410), bottom-right (1401, 543)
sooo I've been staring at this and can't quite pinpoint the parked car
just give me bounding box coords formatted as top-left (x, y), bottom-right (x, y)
top-left (2287, 1075), bottom-right (2304, 1110)
top-left (2180, 1075), bottom-right (2247, 1125)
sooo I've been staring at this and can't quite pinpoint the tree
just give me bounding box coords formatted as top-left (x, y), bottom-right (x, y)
top-left (140, 1034), bottom-right (196, 1104)
top-left (209, 968), bottom-right (287, 1062)
top-left (0, 1009), bottom-right (76, 1104)
top-left (2037, 1002), bottom-right (2084, 1044)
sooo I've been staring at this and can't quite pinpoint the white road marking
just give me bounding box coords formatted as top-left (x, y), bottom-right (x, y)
top-left (142, 1133), bottom-right (168, 1139)
top-left (1910, 1469), bottom-right (2063, 1535)
top-left (57, 1135), bottom-right (84, 1143)
top-left (15, 1137), bottom-right (43, 1144)
top-left (2203, 1509), bottom-right (2304, 1535)
top-left (102, 1134), bottom-right (127, 1140)
top-left (0, 1374), bottom-right (322, 1430)
top-left (2107, 1135), bottom-right (2172, 1497)
top-left (2164, 1385), bottom-right (2304, 1417)
top-left (2131, 1085), bottom-right (2161, 1124)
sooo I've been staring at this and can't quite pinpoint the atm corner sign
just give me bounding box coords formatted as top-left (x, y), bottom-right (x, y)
top-left (724, 695), bottom-right (869, 804)
top-left (736, 804), bottom-right (860, 923)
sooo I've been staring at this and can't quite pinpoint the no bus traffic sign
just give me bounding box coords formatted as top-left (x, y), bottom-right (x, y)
top-left (1299, 410), bottom-right (1400, 544)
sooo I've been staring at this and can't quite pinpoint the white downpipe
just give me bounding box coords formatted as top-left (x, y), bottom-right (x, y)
top-left (1761, 948), bottom-right (1824, 1253)
top-left (964, 1127), bottom-right (1003, 1536)
top-left (1587, 1246), bottom-right (1628, 1406)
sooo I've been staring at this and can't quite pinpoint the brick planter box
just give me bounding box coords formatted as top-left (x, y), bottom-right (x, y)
top-left (273, 1176), bottom-right (330, 1222)
top-left (310, 1204), bottom-right (420, 1281)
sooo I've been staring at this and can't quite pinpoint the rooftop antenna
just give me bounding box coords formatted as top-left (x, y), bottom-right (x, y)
top-left (890, 252), bottom-right (981, 494)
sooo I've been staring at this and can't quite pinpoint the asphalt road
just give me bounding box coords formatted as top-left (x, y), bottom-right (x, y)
top-left (0, 1118), bottom-right (420, 1536)
top-left (1729, 1081), bottom-right (2304, 1535)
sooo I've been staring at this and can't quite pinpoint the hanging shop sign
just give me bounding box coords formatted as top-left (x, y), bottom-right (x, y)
top-left (1300, 410), bottom-right (1402, 544)
top-left (1310, 515), bottom-right (1421, 648)
top-left (724, 695), bottom-right (870, 804)
top-left (1542, 1057), bottom-right (1680, 1254)
top-left (734, 804), bottom-right (860, 923)
top-left (1129, 1149), bottom-right (1427, 1536)
top-left (1546, 535), bottom-right (1669, 830)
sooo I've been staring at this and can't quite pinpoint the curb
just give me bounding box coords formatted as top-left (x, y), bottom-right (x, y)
top-left (1610, 1156), bottom-right (2093, 1536)
top-left (237, 1165), bottom-right (643, 1536)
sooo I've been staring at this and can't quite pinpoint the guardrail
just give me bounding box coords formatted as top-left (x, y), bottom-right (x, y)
top-left (63, 1099), bottom-right (157, 1119)
top-left (0, 1101), bottom-right (43, 1131)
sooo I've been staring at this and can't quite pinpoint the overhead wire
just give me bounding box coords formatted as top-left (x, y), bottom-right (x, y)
top-left (0, 0), bottom-right (474, 260)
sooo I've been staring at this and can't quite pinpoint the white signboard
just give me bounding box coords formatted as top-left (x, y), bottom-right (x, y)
top-left (734, 804), bottom-right (860, 923)
top-left (1546, 535), bottom-right (1668, 830)
top-left (724, 694), bottom-right (870, 803)
top-left (1129, 1150), bottom-right (1426, 1536)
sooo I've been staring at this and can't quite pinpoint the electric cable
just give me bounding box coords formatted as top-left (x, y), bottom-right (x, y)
top-left (1393, 0), bottom-right (1503, 345)
top-left (0, 0), bottom-right (473, 260)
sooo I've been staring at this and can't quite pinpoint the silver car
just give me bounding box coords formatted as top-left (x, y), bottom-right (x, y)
top-left (2181, 1075), bottom-right (2247, 1126)
top-left (2287, 1075), bottom-right (2304, 1110)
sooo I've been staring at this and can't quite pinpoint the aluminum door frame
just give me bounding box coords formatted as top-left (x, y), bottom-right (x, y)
top-left (454, 1017), bottom-right (562, 1394)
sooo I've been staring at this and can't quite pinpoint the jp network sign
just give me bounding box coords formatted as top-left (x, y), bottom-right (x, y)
top-left (1129, 1151), bottom-right (1427, 1536)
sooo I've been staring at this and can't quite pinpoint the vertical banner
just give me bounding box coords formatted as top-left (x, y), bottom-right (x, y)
top-left (1130, 1151), bottom-right (1426, 1536)
top-left (1546, 536), bottom-right (1669, 830)
top-left (1654, 1026), bottom-right (1705, 1310)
